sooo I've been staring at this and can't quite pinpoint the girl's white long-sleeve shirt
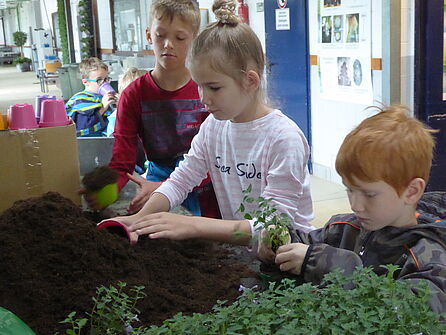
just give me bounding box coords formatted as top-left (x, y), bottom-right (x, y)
top-left (155, 109), bottom-right (315, 233)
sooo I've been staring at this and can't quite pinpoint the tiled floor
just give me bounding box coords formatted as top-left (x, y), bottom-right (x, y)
top-left (0, 65), bottom-right (61, 113)
top-left (0, 64), bottom-right (351, 227)
top-left (310, 175), bottom-right (351, 228)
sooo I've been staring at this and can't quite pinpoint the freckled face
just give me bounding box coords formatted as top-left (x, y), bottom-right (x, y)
top-left (344, 177), bottom-right (411, 231)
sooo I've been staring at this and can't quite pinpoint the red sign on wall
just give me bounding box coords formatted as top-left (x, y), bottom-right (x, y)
top-left (277, 0), bottom-right (287, 9)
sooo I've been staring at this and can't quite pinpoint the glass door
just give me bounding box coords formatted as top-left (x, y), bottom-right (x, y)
top-left (416, 0), bottom-right (446, 191)
top-left (443, 1), bottom-right (446, 100)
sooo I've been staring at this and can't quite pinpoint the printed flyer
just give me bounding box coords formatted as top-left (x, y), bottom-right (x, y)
top-left (319, 0), bottom-right (373, 104)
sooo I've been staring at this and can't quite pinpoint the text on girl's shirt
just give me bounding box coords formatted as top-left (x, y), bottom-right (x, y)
top-left (215, 156), bottom-right (261, 179)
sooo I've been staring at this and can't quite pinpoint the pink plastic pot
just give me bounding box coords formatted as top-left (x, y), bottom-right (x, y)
top-left (35, 95), bottom-right (56, 121)
top-left (39, 99), bottom-right (70, 128)
top-left (97, 219), bottom-right (134, 245)
top-left (8, 104), bottom-right (39, 130)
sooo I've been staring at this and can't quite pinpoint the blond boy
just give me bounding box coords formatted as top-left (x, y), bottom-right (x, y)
top-left (107, 0), bottom-right (220, 218)
top-left (65, 57), bottom-right (118, 136)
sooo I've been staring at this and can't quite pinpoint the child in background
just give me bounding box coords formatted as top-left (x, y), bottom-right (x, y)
top-left (106, 0), bottom-right (220, 217)
top-left (105, 67), bottom-right (148, 138)
top-left (258, 106), bottom-right (446, 315)
top-left (108, 0), bottom-right (314, 245)
top-left (65, 57), bottom-right (118, 137)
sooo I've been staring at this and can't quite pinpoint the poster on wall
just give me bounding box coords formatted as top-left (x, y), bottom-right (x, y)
top-left (318, 0), bottom-right (373, 104)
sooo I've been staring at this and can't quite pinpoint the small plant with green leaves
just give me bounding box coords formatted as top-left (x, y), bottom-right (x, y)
top-left (141, 265), bottom-right (446, 335)
top-left (60, 281), bottom-right (146, 335)
top-left (60, 312), bottom-right (87, 335)
top-left (12, 56), bottom-right (32, 65)
top-left (237, 185), bottom-right (291, 252)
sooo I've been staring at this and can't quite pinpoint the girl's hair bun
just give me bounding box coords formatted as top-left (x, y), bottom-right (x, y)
top-left (213, 0), bottom-right (239, 25)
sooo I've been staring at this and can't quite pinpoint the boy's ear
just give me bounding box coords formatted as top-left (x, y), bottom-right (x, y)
top-left (243, 70), bottom-right (261, 92)
top-left (403, 177), bottom-right (426, 205)
top-left (146, 28), bottom-right (152, 44)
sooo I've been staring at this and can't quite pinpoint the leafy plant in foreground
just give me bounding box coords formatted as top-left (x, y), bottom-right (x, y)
top-left (237, 184), bottom-right (291, 252)
top-left (60, 282), bottom-right (146, 335)
top-left (141, 265), bottom-right (445, 335)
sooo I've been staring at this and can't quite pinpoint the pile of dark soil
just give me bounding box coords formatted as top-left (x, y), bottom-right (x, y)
top-left (0, 192), bottom-right (256, 334)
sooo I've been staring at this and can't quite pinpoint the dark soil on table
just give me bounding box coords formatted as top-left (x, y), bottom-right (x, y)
top-left (0, 192), bottom-right (258, 334)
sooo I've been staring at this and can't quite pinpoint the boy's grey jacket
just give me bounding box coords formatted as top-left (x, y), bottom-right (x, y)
top-left (292, 192), bottom-right (446, 315)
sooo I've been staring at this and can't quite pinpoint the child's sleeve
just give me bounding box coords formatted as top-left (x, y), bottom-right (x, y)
top-left (108, 87), bottom-right (141, 191)
top-left (261, 123), bottom-right (313, 232)
top-left (397, 239), bottom-right (446, 315)
top-left (154, 118), bottom-right (211, 209)
top-left (292, 214), bottom-right (364, 284)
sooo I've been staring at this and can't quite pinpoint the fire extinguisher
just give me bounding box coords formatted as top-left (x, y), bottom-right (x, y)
top-left (237, 0), bottom-right (249, 24)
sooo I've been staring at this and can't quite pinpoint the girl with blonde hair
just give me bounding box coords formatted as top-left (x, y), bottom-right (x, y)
top-left (107, 0), bottom-right (314, 245)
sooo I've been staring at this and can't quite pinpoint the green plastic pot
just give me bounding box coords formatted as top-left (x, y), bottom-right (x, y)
top-left (93, 183), bottom-right (118, 209)
top-left (0, 307), bottom-right (36, 335)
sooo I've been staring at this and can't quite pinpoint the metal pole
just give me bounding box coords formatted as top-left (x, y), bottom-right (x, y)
top-left (382, 0), bottom-right (401, 105)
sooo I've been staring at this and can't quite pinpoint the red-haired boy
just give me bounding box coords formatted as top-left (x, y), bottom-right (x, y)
top-left (260, 106), bottom-right (446, 314)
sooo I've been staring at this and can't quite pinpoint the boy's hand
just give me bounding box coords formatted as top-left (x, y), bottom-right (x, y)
top-left (275, 243), bottom-right (310, 276)
top-left (257, 225), bottom-right (291, 264)
top-left (79, 187), bottom-right (101, 210)
top-left (101, 92), bottom-right (118, 110)
top-left (127, 173), bottom-right (162, 214)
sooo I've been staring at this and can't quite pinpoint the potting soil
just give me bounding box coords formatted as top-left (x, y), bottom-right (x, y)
top-left (0, 192), bottom-right (256, 334)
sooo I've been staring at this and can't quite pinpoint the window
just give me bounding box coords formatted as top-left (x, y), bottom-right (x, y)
top-left (113, 0), bottom-right (150, 52)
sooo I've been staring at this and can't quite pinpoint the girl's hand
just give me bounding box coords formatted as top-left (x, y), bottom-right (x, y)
top-left (128, 212), bottom-right (198, 240)
top-left (127, 173), bottom-right (162, 213)
top-left (256, 228), bottom-right (276, 264)
top-left (275, 243), bottom-right (309, 275)
top-left (256, 225), bottom-right (291, 263)
top-left (99, 215), bottom-right (140, 245)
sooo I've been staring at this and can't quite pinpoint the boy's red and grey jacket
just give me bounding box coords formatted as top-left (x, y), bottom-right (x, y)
top-left (291, 192), bottom-right (446, 315)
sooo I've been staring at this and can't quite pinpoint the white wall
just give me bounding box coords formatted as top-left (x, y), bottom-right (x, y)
top-left (96, 0), bottom-right (114, 49)
top-left (2, 1), bottom-right (60, 58)
top-left (198, 0), bottom-right (266, 50)
top-left (401, 0), bottom-right (414, 110)
top-left (309, 1), bottom-right (415, 184)
top-left (309, 1), bottom-right (384, 184)
top-left (3, 8), bottom-right (18, 46)
top-left (69, 0), bottom-right (81, 62)
top-left (39, 0), bottom-right (57, 31)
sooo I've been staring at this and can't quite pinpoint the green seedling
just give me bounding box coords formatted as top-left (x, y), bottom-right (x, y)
top-left (237, 185), bottom-right (291, 252)
top-left (61, 282), bottom-right (146, 335)
top-left (142, 265), bottom-right (446, 335)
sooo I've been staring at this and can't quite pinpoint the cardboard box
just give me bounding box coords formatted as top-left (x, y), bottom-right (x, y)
top-left (0, 122), bottom-right (81, 213)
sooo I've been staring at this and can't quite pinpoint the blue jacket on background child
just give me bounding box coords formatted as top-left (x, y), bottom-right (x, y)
top-left (65, 90), bottom-right (113, 136)
top-left (65, 57), bottom-right (117, 137)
